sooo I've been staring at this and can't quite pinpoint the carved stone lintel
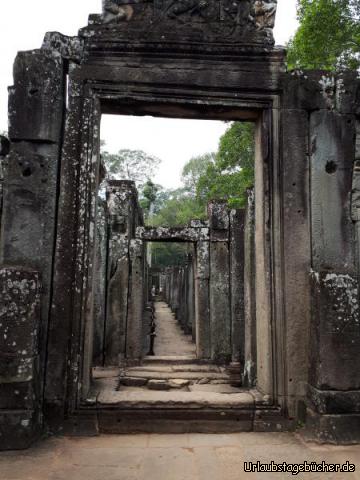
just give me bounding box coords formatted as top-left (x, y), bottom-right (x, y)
top-left (98, 0), bottom-right (277, 45)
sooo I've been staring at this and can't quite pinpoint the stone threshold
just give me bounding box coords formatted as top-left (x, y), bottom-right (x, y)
top-left (65, 401), bottom-right (291, 435)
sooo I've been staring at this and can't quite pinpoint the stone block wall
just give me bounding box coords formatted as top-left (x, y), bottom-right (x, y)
top-left (0, 267), bottom-right (42, 450)
top-left (0, 50), bottom-right (65, 402)
top-left (291, 72), bottom-right (360, 443)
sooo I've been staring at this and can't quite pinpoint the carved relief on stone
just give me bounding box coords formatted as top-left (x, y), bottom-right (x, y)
top-left (163, 0), bottom-right (211, 20)
top-left (102, 0), bottom-right (139, 23)
top-left (254, 0), bottom-right (277, 29)
top-left (101, 0), bottom-right (260, 25)
top-left (97, 0), bottom-right (277, 44)
top-left (220, 0), bottom-right (254, 26)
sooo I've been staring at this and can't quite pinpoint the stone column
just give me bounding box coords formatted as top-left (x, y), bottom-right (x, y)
top-left (228, 208), bottom-right (245, 384)
top-left (307, 104), bottom-right (360, 443)
top-left (243, 189), bottom-right (257, 387)
top-left (0, 136), bottom-right (10, 243)
top-left (352, 120), bottom-right (360, 280)
top-left (208, 201), bottom-right (231, 363)
top-left (186, 255), bottom-right (196, 339)
top-left (1, 50), bottom-right (65, 387)
top-left (92, 199), bottom-right (108, 366)
top-left (229, 209), bottom-right (245, 362)
top-left (0, 267), bottom-right (41, 450)
top-left (105, 180), bottom-right (140, 365)
top-left (126, 239), bottom-right (145, 363)
top-left (195, 241), bottom-right (211, 359)
top-left (279, 104), bottom-right (311, 417)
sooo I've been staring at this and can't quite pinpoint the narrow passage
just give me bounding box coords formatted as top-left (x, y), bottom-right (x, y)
top-left (153, 301), bottom-right (196, 357)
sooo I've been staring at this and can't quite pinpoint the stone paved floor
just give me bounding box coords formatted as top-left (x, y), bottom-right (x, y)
top-left (1, 433), bottom-right (359, 480)
top-left (153, 301), bottom-right (196, 357)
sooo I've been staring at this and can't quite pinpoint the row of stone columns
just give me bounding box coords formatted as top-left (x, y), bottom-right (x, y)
top-left (93, 180), bottom-right (146, 367)
top-left (141, 203), bottom-right (247, 366)
top-left (161, 259), bottom-right (196, 339)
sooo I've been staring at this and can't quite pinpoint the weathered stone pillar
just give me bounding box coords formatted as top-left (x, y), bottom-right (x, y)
top-left (186, 255), bottom-right (196, 340)
top-left (1, 50), bottom-right (65, 387)
top-left (179, 267), bottom-right (188, 332)
top-left (243, 189), bottom-right (256, 387)
top-left (105, 180), bottom-right (143, 365)
top-left (229, 209), bottom-right (245, 364)
top-left (0, 267), bottom-right (42, 450)
top-left (171, 267), bottom-right (180, 317)
top-left (353, 120), bottom-right (360, 276)
top-left (208, 201), bottom-right (231, 363)
top-left (126, 239), bottom-right (145, 362)
top-left (195, 241), bottom-right (211, 360)
top-left (306, 95), bottom-right (360, 443)
top-left (92, 198), bottom-right (108, 366)
top-left (228, 208), bottom-right (245, 385)
top-left (279, 96), bottom-right (312, 417)
top-left (0, 136), bottom-right (9, 243)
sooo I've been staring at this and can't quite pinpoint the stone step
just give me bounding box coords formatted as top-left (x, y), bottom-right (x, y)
top-left (120, 370), bottom-right (230, 382)
top-left (124, 364), bottom-right (225, 374)
top-left (143, 355), bottom-right (198, 365)
top-left (98, 388), bottom-right (254, 409)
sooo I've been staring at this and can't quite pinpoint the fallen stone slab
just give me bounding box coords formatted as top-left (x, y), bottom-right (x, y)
top-left (168, 379), bottom-right (190, 389)
top-left (120, 376), bottom-right (148, 387)
top-left (148, 380), bottom-right (171, 391)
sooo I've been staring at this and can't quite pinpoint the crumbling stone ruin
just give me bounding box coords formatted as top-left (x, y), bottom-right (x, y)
top-left (0, 0), bottom-right (359, 449)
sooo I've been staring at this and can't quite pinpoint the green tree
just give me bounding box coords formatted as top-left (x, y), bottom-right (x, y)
top-left (150, 242), bottom-right (191, 268)
top-left (140, 180), bottom-right (161, 220)
top-left (101, 148), bottom-right (161, 187)
top-left (287, 0), bottom-right (360, 70)
top-left (181, 153), bottom-right (216, 196)
top-left (150, 188), bottom-right (207, 227)
top-left (197, 122), bottom-right (255, 208)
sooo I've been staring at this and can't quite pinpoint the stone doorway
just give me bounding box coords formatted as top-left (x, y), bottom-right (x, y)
top-left (78, 107), bottom-right (276, 433)
top-left (1, 0), bottom-right (359, 447)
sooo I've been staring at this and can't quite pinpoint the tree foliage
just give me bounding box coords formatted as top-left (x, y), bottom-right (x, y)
top-left (196, 122), bottom-right (255, 208)
top-left (139, 180), bottom-right (161, 219)
top-left (181, 153), bottom-right (215, 196)
top-left (150, 188), bottom-right (207, 227)
top-left (287, 0), bottom-right (360, 70)
top-left (101, 148), bottom-right (161, 187)
top-left (150, 242), bottom-right (192, 268)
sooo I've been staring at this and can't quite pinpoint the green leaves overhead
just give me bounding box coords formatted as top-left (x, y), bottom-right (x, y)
top-left (196, 122), bottom-right (255, 209)
top-left (287, 0), bottom-right (360, 70)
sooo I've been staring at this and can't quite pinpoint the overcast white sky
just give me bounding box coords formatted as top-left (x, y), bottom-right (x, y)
top-left (0, 1), bottom-right (298, 188)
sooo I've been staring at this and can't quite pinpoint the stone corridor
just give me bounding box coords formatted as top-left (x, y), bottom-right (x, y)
top-left (152, 301), bottom-right (196, 357)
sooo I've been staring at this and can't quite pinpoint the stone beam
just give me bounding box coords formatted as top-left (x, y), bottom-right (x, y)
top-left (136, 225), bottom-right (209, 243)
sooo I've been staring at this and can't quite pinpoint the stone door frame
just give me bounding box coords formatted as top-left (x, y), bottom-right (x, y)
top-left (45, 77), bottom-right (284, 417)
top-left (138, 229), bottom-right (205, 360)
